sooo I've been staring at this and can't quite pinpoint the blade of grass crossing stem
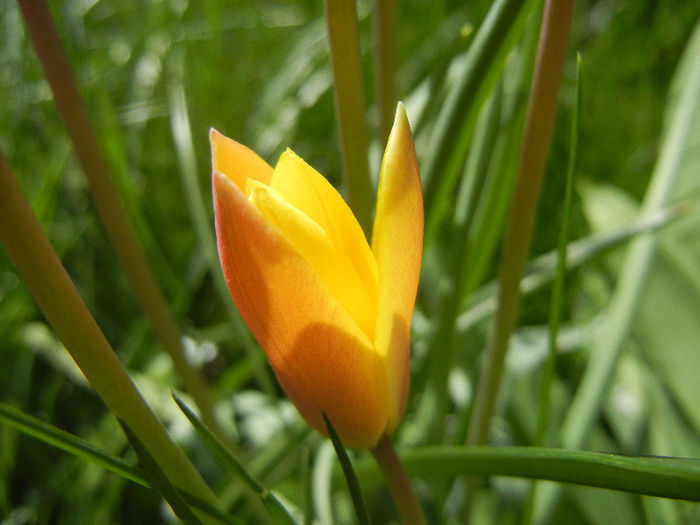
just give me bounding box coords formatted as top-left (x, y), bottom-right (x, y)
top-left (172, 394), bottom-right (297, 525)
top-left (423, 0), bottom-right (538, 244)
top-left (324, 0), bottom-right (373, 236)
top-left (534, 21), bottom-right (700, 523)
top-left (166, 51), bottom-right (277, 399)
top-left (120, 421), bottom-right (204, 525)
top-left (345, 448), bottom-right (700, 502)
top-left (323, 413), bottom-right (372, 525)
top-left (522, 53), bottom-right (581, 525)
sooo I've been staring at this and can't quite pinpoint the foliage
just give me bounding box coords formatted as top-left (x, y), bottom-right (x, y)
top-left (1, 0), bottom-right (699, 523)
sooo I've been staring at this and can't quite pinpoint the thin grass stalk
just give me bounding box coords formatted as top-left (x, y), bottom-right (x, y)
top-left (324, 0), bottom-right (373, 236)
top-left (465, 0), bottom-right (575, 450)
top-left (323, 414), bottom-right (371, 525)
top-left (0, 150), bottom-right (221, 524)
top-left (535, 53), bottom-right (581, 448)
top-left (522, 52), bottom-right (581, 525)
top-left (374, 0), bottom-right (397, 144)
top-left (17, 0), bottom-right (225, 443)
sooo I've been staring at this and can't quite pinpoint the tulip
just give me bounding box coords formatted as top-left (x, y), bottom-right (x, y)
top-left (212, 103), bottom-right (422, 448)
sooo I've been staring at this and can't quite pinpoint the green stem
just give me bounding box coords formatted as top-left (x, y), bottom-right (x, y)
top-left (17, 0), bottom-right (225, 443)
top-left (522, 51), bottom-right (581, 525)
top-left (374, 0), bottom-right (397, 144)
top-left (324, 0), bottom-right (373, 237)
top-left (465, 0), bottom-right (575, 449)
top-left (371, 436), bottom-right (426, 525)
top-left (0, 150), bottom-right (221, 524)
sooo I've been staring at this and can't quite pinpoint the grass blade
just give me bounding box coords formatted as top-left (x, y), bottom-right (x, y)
top-left (173, 393), bottom-right (298, 525)
top-left (521, 51), bottom-right (582, 525)
top-left (120, 421), bottom-right (204, 525)
top-left (422, 0), bottom-right (538, 243)
top-left (0, 402), bottom-right (243, 524)
top-left (348, 447), bottom-right (700, 502)
top-left (0, 401), bottom-right (146, 487)
top-left (323, 413), bottom-right (372, 525)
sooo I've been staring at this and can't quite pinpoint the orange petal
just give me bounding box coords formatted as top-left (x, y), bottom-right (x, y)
top-left (371, 103), bottom-right (424, 434)
top-left (270, 149), bottom-right (379, 320)
top-left (210, 128), bottom-right (273, 191)
top-left (213, 172), bottom-right (390, 447)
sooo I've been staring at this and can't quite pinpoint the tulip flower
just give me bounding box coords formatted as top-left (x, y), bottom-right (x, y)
top-left (212, 103), bottom-right (422, 448)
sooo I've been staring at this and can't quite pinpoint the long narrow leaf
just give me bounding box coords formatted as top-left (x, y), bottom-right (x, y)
top-left (120, 421), bottom-right (204, 525)
top-left (173, 393), bottom-right (298, 525)
top-left (348, 447), bottom-right (700, 502)
top-left (455, 205), bottom-right (679, 334)
top-left (423, 0), bottom-right (538, 243)
top-left (0, 401), bottom-right (146, 487)
top-left (0, 402), bottom-right (242, 524)
top-left (323, 413), bottom-right (372, 525)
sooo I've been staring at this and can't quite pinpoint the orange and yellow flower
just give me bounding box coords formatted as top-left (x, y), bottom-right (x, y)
top-left (212, 103), bottom-right (422, 448)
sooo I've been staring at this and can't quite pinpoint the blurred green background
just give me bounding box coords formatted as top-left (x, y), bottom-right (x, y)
top-left (1, 0), bottom-right (699, 523)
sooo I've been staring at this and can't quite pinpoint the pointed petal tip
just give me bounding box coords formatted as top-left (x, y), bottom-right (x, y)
top-left (209, 127), bottom-right (224, 147)
top-left (387, 102), bottom-right (415, 158)
top-left (394, 101), bottom-right (409, 129)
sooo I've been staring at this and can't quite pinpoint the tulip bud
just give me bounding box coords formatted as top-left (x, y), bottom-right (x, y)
top-left (212, 103), bottom-right (422, 447)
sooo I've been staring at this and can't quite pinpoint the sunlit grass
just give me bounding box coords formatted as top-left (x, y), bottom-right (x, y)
top-left (1, 0), bottom-right (699, 523)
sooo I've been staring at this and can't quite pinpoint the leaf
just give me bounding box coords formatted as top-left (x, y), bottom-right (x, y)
top-left (323, 413), bottom-right (372, 525)
top-left (346, 447), bottom-right (700, 501)
top-left (119, 420), bottom-right (204, 525)
top-left (173, 393), bottom-right (298, 525)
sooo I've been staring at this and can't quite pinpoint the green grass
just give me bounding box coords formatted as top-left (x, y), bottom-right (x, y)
top-left (1, 0), bottom-right (699, 523)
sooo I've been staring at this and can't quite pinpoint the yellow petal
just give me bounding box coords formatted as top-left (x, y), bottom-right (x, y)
top-left (210, 128), bottom-right (273, 191)
top-left (246, 179), bottom-right (377, 340)
top-left (371, 103), bottom-right (424, 433)
top-left (213, 172), bottom-right (390, 447)
top-left (269, 149), bottom-right (379, 321)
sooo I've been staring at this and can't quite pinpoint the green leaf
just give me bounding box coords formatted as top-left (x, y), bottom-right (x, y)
top-left (119, 420), bottom-right (204, 525)
top-left (0, 402), bottom-right (242, 524)
top-left (346, 447), bottom-right (700, 502)
top-left (0, 401), bottom-right (147, 487)
top-left (422, 0), bottom-right (538, 243)
top-left (172, 393), bottom-right (298, 525)
top-left (323, 413), bottom-right (372, 525)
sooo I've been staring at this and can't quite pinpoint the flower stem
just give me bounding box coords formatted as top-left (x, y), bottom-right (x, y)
top-left (371, 436), bottom-right (426, 525)
top-left (324, 0), bottom-right (373, 237)
top-left (17, 0), bottom-right (227, 445)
